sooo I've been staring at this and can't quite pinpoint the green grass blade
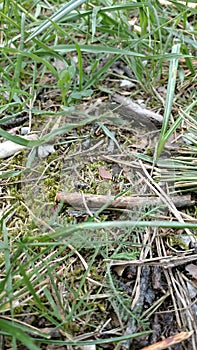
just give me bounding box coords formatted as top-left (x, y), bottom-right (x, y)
top-left (39, 44), bottom-right (145, 57)
top-left (1, 221), bottom-right (12, 306)
top-left (0, 114), bottom-right (102, 147)
top-left (11, 0), bottom-right (38, 22)
top-left (157, 42), bottom-right (181, 157)
top-left (18, 266), bottom-right (47, 311)
top-left (99, 122), bottom-right (121, 150)
top-left (26, 0), bottom-right (87, 42)
top-left (0, 47), bottom-right (59, 79)
top-left (0, 11), bottom-right (20, 29)
top-left (0, 318), bottom-right (40, 350)
top-left (30, 220), bottom-right (197, 243)
top-left (46, 44), bottom-right (191, 60)
top-left (54, 2), bottom-right (150, 23)
top-left (84, 54), bottom-right (121, 89)
top-left (34, 331), bottom-right (152, 346)
top-left (12, 13), bottom-right (25, 91)
top-left (75, 42), bottom-right (83, 91)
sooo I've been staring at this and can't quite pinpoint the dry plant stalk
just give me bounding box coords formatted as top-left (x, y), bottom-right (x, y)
top-left (139, 331), bottom-right (193, 350)
top-left (56, 192), bottom-right (193, 210)
top-left (108, 253), bottom-right (197, 268)
top-left (159, 0), bottom-right (196, 7)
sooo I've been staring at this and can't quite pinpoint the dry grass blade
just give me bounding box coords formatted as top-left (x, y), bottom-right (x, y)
top-left (159, 0), bottom-right (196, 7)
top-left (154, 235), bottom-right (197, 347)
top-left (138, 160), bottom-right (197, 244)
top-left (139, 331), bottom-right (194, 350)
top-left (108, 254), bottom-right (197, 268)
top-left (26, 0), bottom-right (87, 42)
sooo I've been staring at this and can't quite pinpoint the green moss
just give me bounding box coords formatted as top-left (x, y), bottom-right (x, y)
top-left (0, 253), bottom-right (4, 264)
top-left (43, 176), bottom-right (60, 201)
top-left (63, 321), bottom-right (79, 334)
top-left (46, 151), bottom-right (59, 163)
top-left (90, 266), bottom-right (104, 281)
top-left (168, 235), bottom-right (189, 250)
top-left (15, 204), bottom-right (29, 219)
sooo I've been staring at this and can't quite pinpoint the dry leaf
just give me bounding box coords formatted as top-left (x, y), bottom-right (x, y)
top-left (130, 138), bottom-right (148, 149)
top-left (113, 265), bottom-right (127, 276)
top-left (98, 166), bottom-right (112, 180)
top-left (54, 58), bottom-right (67, 71)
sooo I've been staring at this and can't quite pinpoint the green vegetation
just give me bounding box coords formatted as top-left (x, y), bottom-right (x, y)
top-left (0, 0), bottom-right (196, 349)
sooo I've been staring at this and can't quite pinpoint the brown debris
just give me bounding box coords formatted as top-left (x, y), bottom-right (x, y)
top-left (139, 331), bottom-right (194, 350)
top-left (111, 93), bottom-right (163, 126)
top-left (56, 192), bottom-right (194, 210)
top-left (98, 166), bottom-right (112, 180)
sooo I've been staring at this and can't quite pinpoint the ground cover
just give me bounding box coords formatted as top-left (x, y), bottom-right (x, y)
top-left (0, 0), bottom-right (197, 349)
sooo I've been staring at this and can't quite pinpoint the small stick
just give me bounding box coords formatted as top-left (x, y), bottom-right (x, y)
top-left (111, 93), bottom-right (163, 126)
top-left (139, 331), bottom-right (193, 350)
top-left (56, 192), bottom-right (194, 210)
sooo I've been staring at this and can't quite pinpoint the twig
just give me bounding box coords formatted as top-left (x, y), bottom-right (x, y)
top-left (107, 254), bottom-right (197, 268)
top-left (111, 93), bottom-right (163, 126)
top-left (56, 192), bottom-right (194, 210)
top-left (139, 331), bottom-right (193, 350)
